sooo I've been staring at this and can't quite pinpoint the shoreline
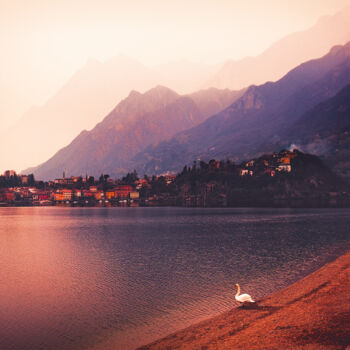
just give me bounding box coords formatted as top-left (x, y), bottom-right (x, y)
top-left (1, 202), bottom-right (350, 208)
top-left (139, 251), bottom-right (350, 349)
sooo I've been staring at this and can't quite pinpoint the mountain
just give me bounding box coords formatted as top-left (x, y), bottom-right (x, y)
top-left (1, 56), bottom-right (218, 172)
top-left (267, 83), bottom-right (350, 178)
top-left (1, 55), bottom-right (160, 171)
top-left (205, 6), bottom-right (350, 90)
top-left (27, 87), bottom-right (243, 180)
top-left (135, 42), bottom-right (350, 176)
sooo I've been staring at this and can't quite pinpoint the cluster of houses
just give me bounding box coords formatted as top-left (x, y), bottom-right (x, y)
top-left (53, 185), bottom-right (140, 203)
top-left (0, 170), bottom-right (178, 207)
top-left (239, 150), bottom-right (295, 177)
top-left (0, 184), bottom-right (142, 206)
top-left (0, 186), bottom-right (50, 205)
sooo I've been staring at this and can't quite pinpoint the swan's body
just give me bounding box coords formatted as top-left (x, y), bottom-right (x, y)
top-left (235, 283), bottom-right (255, 303)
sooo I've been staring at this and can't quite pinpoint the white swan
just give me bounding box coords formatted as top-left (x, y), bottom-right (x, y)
top-left (235, 283), bottom-right (255, 303)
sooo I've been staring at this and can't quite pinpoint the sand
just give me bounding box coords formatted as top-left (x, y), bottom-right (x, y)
top-left (139, 251), bottom-right (350, 349)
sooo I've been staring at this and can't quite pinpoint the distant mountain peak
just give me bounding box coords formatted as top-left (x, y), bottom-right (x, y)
top-left (150, 84), bottom-right (175, 92)
top-left (127, 90), bottom-right (143, 98)
top-left (205, 7), bottom-right (350, 90)
top-left (329, 41), bottom-right (350, 55)
top-left (120, 86), bottom-right (179, 108)
top-left (144, 85), bottom-right (179, 98)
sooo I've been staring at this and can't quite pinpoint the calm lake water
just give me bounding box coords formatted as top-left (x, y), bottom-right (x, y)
top-left (0, 207), bottom-right (349, 349)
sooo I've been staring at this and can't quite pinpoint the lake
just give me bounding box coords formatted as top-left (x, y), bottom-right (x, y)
top-left (0, 207), bottom-right (349, 349)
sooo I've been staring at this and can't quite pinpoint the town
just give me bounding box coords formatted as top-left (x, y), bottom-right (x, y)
top-left (0, 168), bottom-right (175, 207)
top-left (1, 150), bottom-right (349, 207)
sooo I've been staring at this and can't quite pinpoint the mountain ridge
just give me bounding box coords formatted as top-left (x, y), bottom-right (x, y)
top-left (134, 42), bottom-right (350, 176)
top-left (26, 87), bottom-right (244, 180)
top-left (205, 6), bottom-right (350, 90)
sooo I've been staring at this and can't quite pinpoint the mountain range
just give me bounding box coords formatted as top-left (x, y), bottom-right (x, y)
top-left (5, 6), bottom-right (350, 174)
top-left (205, 6), bottom-right (350, 90)
top-left (28, 41), bottom-right (350, 180)
top-left (1, 56), bottom-right (217, 172)
top-left (134, 42), bottom-right (350, 177)
top-left (26, 87), bottom-right (244, 179)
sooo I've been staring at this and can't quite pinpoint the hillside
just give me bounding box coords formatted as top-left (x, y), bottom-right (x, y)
top-left (264, 83), bottom-right (350, 178)
top-left (135, 42), bottom-right (350, 176)
top-left (138, 150), bottom-right (347, 208)
top-left (27, 87), bottom-right (243, 180)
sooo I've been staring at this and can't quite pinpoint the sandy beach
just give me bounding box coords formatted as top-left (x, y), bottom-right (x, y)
top-left (139, 251), bottom-right (350, 349)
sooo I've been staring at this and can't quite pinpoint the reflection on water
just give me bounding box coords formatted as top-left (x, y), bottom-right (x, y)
top-left (0, 207), bottom-right (349, 349)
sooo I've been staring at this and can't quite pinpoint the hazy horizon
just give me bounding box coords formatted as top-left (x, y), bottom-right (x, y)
top-left (1, 0), bottom-right (350, 173)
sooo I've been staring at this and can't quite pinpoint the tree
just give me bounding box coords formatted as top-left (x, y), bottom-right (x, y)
top-left (28, 174), bottom-right (35, 186)
top-left (122, 170), bottom-right (138, 185)
top-left (199, 161), bottom-right (208, 171)
top-left (88, 176), bottom-right (95, 185)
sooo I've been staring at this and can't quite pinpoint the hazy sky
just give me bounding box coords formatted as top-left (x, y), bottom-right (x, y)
top-left (1, 0), bottom-right (350, 128)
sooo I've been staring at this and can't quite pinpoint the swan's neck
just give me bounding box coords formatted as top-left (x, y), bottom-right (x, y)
top-left (235, 284), bottom-right (240, 297)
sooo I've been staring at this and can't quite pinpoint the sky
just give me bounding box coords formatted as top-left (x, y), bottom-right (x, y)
top-left (1, 0), bottom-right (350, 132)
